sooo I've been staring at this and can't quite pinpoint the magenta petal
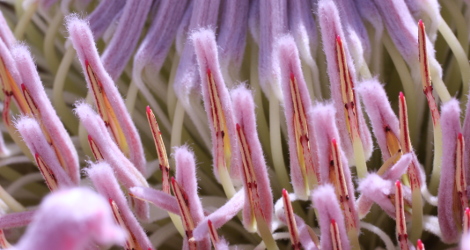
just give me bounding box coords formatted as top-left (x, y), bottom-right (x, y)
top-left (15, 188), bottom-right (126, 250)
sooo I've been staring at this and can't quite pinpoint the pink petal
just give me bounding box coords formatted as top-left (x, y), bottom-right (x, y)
top-left (317, 0), bottom-right (373, 162)
top-left (438, 98), bottom-right (462, 243)
top-left (357, 79), bottom-right (400, 160)
top-left (15, 116), bottom-right (74, 188)
top-left (311, 184), bottom-right (350, 250)
top-left (14, 188), bottom-right (126, 250)
top-left (66, 16), bottom-right (146, 176)
top-left (74, 102), bottom-right (149, 221)
top-left (231, 85), bottom-right (273, 230)
top-left (12, 44), bottom-right (79, 184)
top-left (277, 34), bottom-right (320, 198)
top-left (173, 0), bottom-right (221, 102)
top-left (192, 28), bottom-right (241, 182)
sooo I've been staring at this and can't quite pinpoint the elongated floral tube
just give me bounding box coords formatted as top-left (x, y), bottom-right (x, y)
top-left (274, 191), bottom-right (318, 249)
top-left (193, 189), bottom-right (245, 241)
top-left (438, 99), bottom-right (463, 243)
top-left (0, 12), bottom-right (15, 49)
top-left (173, 146), bottom-right (210, 248)
top-left (231, 85), bottom-right (273, 232)
top-left (132, 0), bottom-right (187, 123)
top-left (101, 0), bottom-right (152, 80)
top-left (355, 0), bottom-right (383, 42)
top-left (129, 186), bottom-right (180, 215)
top-left (318, 0), bottom-right (372, 165)
top-left (87, 0), bottom-right (125, 39)
top-left (311, 184), bottom-right (350, 250)
top-left (217, 0), bottom-right (249, 81)
top-left (86, 162), bottom-right (153, 250)
top-left (0, 210), bottom-right (35, 229)
top-left (277, 35), bottom-right (320, 199)
top-left (15, 117), bottom-right (74, 189)
top-left (257, 0), bottom-right (287, 96)
top-left (310, 103), bottom-right (360, 247)
top-left (288, 0), bottom-right (318, 63)
top-left (12, 44), bottom-right (79, 184)
top-left (67, 16), bottom-right (146, 175)
top-left (74, 102), bottom-right (149, 221)
top-left (192, 28), bottom-right (241, 184)
top-left (358, 172), bottom-right (412, 220)
top-left (357, 79), bottom-right (400, 160)
top-left (13, 188), bottom-right (126, 250)
top-left (372, 0), bottom-right (442, 82)
top-left (173, 0), bottom-right (220, 102)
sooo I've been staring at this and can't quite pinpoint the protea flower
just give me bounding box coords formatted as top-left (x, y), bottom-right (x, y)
top-left (0, 0), bottom-right (468, 249)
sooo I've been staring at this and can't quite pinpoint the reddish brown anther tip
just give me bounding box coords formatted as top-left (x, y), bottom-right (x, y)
top-left (417, 239), bottom-right (424, 250)
top-left (418, 19), bottom-right (423, 27)
top-left (236, 123), bottom-right (241, 131)
top-left (20, 83), bottom-right (25, 91)
top-left (395, 180), bottom-right (401, 188)
top-left (146, 105), bottom-right (151, 114)
top-left (336, 35), bottom-right (342, 44)
top-left (399, 92), bottom-right (404, 99)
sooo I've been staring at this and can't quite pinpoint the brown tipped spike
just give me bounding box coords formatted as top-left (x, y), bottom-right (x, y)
top-left (417, 21), bottom-right (440, 126)
top-left (207, 220), bottom-right (219, 246)
top-left (464, 207), bottom-right (470, 234)
top-left (398, 92), bottom-right (412, 153)
top-left (289, 72), bottom-right (319, 189)
top-left (335, 36), bottom-right (360, 142)
top-left (417, 239), bottom-right (424, 250)
top-left (88, 135), bottom-right (104, 161)
top-left (456, 134), bottom-right (468, 213)
top-left (206, 68), bottom-right (231, 172)
top-left (282, 189), bottom-right (301, 250)
top-left (395, 181), bottom-right (409, 250)
top-left (330, 139), bottom-right (357, 232)
top-left (34, 153), bottom-right (58, 191)
top-left (330, 219), bottom-right (342, 250)
top-left (146, 106), bottom-right (170, 194)
top-left (85, 61), bottom-right (128, 156)
top-left (109, 199), bottom-right (140, 250)
top-left (171, 177), bottom-right (197, 250)
top-left (0, 229), bottom-right (10, 248)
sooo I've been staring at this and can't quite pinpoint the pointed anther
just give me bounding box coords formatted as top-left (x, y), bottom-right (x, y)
top-left (146, 106), bottom-right (170, 194)
top-left (282, 189), bottom-right (301, 250)
top-left (395, 181), bottom-right (409, 250)
top-left (171, 177), bottom-right (197, 250)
